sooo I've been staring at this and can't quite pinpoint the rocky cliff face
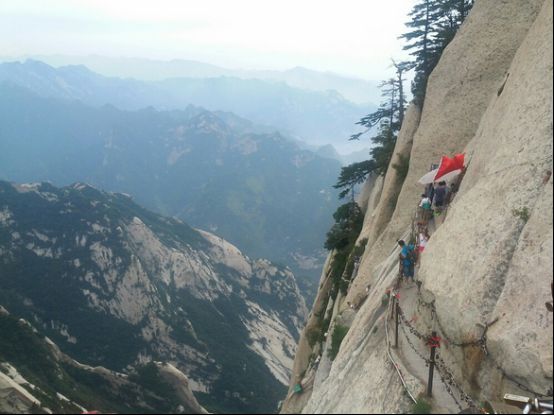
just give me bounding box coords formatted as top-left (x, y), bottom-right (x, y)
top-left (283, 0), bottom-right (552, 413)
top-left (0, 180), bottom-right (307, 413)
top-left (0, 306), bottom-right (207, 414)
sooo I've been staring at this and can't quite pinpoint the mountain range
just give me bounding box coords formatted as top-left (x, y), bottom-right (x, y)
top-left (0, 60), bottom-right (372, 153)
top-left (0, 83), bottom-right (342, 287)
top-left (8, 55), bottom-right (381, 105)
top-left (0, 180), bottom-right (308, 413)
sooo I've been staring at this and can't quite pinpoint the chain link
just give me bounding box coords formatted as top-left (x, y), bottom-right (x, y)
top-left (395, 271), bottom-right (552, 407)
top-left (397, 301), bottom-right (484, 412)
top-left (417, 295), bottom-right (487, 349)
top-left (435, 355), bottom-right (481, 410)
top-left (397, 304), bottom-right (427, 340)
top-left (417, 296), bottom-right (552, 398)
top-left (386, 177), bottom-right (554, 409)
top-left (434, 357), bottom-right (464, 411)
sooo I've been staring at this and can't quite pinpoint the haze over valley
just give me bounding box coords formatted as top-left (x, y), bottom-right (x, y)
top-left (1, 0), bottom-right (552, 414)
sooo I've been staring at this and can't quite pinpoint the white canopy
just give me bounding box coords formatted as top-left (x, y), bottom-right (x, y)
top-left (417, 168), bottom-right (463, 185)
top-left (418, 168), bottom-right (439, 185)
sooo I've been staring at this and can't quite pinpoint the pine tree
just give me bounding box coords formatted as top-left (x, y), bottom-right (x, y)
top-left (336, 73), bottom-right (406, 199)
top-left (333, 160), bottom-right (375, 199)
top-left (399, 0), bottom-right (444, 103)
top-left (434, 0), bottom-right (473, 50)
top-left (400, 0), bottom-right (474, 103)
top-left (392, 60), bottom-right (409, 127)
top-left (324, 201), bottom-right (363, 251)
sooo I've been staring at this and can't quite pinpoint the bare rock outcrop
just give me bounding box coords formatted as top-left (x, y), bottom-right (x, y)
top-left (357, 104), bottom-right (420, 246)
top-left (283, 0), bottom-right (552, 413)
top-left (419, 0), bottom-right (553, 398)
top-left (349, 0), bottom-right (545, 307)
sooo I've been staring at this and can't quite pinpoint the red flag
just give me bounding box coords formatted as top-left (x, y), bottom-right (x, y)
top-left (435, 153), bottom-right (465, 181)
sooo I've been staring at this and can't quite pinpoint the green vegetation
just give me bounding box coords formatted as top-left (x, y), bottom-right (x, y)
top-left (512, 206), bottom-right (530, 223)
top-left (481, 400), bottom-right (495, 414)
top-left (335, 0), bottom-right (473, 204)
top-left (0, 313), bottom-right (177, 414)
top-left (334, 160), bottom-right (376, 199)
top-left (306, 326), bottom-right (322, 348)
top-left (306, 314), bottom-right (332, 349)
top-left (128, 363), bottom-right (181, 413)
top-left (176, 292), bottom-right (286, 414)
top-left (0, 84), bottom-right (341, 269)
top-left (343, 239), bottom-right (368, 280)
top-left (325, 202), bottom-right (364, 251)
top-left (336, 64), bottom-right (408, 202)
top-left (0, 180), bottom-right (294, 414)
top-left (328, 324), bottom-right (349, 361)
top-left (400, 0), bottom-right (474, 104)
top-left (324, 203), bottom-right (364, 299)
top-left (412, 397), bottom-right (432, 414)
top-left (392, 153), bottom-right (411, 183)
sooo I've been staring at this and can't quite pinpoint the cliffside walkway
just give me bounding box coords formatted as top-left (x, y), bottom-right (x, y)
top-left (381, 183), bottom-right (485, 413)
top-left (385, 281), bottom-right (470, 413)
top-left (382, 184), bottom-right (552, 414)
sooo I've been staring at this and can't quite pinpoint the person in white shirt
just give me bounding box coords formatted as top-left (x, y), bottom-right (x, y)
top-left (419, 194), bottom-right (432, 221)
top-left (418, 230), bottom-right (430, 253)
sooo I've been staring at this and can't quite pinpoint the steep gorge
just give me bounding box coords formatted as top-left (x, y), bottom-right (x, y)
top-left (0, 180), bottom-right (308, 413)
top-left (283, 0), bottom-right (553, 413)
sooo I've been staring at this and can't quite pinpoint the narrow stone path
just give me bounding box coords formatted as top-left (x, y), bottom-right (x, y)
top-left (385, 205), bottom-right (470, 414)
top-left (391, 279), bottom-right (460, 413)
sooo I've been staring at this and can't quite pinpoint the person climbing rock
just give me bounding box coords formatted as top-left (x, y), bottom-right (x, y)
top-left (398, 240), bottom-right (416, 281)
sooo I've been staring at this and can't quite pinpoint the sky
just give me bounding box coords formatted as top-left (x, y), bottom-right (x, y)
top-left (1, 0), bottom-right (417, 80)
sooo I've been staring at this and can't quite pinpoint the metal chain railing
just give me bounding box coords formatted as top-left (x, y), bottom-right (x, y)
top-left (416, 295), bottom-right (491, 351)
top-left (399, 321), bottom-right (430, 365)
top-left (393, 290), bottom-right (552, 414)
top-left (435, 354), bottom-right (482, 411)
top-left (397, 303), bottom-right (427, 341)
top-left (396, 301), bottom-right (484, 411)
top-left (434, 357), bottom-right (465, 412)
top-left (383, 161), bottom-right (554, 410)
top-left (412, 292), bottom-right (553, 401)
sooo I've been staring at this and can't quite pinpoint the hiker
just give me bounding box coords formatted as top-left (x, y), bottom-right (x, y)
top-left (426, 183), bottom-right (435, 202)
top-left (397, 240), bottom-right (416, 281)
top-left (418, 229), bottom-right (430, 253)
top-left (419, 193), bottom-right (432, 221)
top-left (433, 181), bottom-right (447, 213)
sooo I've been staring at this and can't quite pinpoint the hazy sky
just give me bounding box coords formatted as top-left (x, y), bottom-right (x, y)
top-left (1, 0), bottom-right (416, 80)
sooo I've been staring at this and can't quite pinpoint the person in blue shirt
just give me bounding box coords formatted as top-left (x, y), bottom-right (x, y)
top-left (398, 240), bottom-right (415, 280)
